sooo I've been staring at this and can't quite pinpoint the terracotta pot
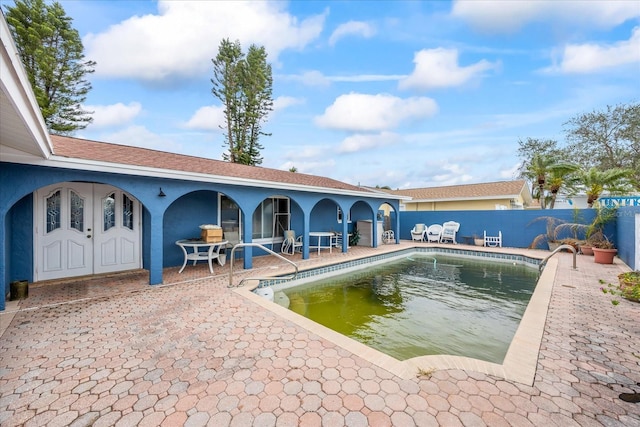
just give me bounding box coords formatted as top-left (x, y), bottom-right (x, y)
top-left (580, 245), bottom-right (594, 256)
top-left (548, 241), bottom-right (561, 251)
top-left (593, 248), bottom-right (617, 264)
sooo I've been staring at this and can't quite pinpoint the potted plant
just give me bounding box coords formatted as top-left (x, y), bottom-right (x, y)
top-left (618, 271), bottom-right (640, 302)
top-left (579, 229), bottom-right (607, 256)
top-left (600, 272), bottom-right (640, 304)
top-left (592, 237), bottom-right (617, 264)
top-left (579, 242), bottom-right (594, 256)
top-left (552, 206), bottom-right (616, 256)
top-left (528, 216), bottom-right (567, 251)
top-left (472, 234), bottom-right (484, 246)
top-left (557, 238), bottom-right (580, 252)
top-left (349, 226), bottom-right (360, 246)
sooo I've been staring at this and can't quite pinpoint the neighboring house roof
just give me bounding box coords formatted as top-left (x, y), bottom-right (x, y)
top-left (387, 180), bottom-right (532, 203)
top-left (49, 135), bottom-right (380, 196)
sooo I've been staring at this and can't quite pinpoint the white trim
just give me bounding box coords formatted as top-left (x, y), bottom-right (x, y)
top-left (1, 148), bottom-right (400, 200)
top-left (0, 15), bottom-right (52, 158)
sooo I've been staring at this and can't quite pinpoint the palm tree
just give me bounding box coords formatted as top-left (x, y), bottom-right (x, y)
top-left (520, 154), bottom-right (579, 209)
top-left (574, 167), bottom-right (632, 207)
top-left (520, 154), bottom-right (556, 209)
top-left (546, 163), bottom-right (580, 209)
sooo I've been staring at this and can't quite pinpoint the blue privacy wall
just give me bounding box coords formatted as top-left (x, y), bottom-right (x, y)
top-left (399, 209), bottom-right (602, 248)
top-left (616, 206), bottom-right (639, 270)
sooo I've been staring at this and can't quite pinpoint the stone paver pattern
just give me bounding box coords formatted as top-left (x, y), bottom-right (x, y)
top-left (0, 242), bottom-right (638, 426)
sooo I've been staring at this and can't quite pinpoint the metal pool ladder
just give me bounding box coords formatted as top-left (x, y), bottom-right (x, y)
top-left (539, 244), bottom-right (577, 272)
top-left (227, 243), bottom-right (299, 288)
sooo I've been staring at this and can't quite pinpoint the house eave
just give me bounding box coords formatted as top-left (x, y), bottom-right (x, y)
top-left (405, 194), bottom-right (522, 203)
top-left (0, 148), bottom-right (403, 200)
top-left (0, 15), bottom-right (52, 159)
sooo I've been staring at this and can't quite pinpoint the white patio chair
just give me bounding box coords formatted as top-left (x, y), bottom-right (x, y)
top-left (382, 230), bottom-right (395, 244)
top-left (484, 230), bottom-right (502, 247)
top-left (425, 224), bottom-right (443, 243)
top-left (223, 231), bottom-right (242, 260)
top-left (411, 224), bottom-right (427, 241)
top-left (331, 232), bottom-right (343, 248)
top-left (281, 230), bottom-right (303, 255)
top-left (440, 221), bottom-right (460, 244)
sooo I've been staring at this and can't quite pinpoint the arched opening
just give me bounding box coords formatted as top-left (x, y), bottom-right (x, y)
top-left (31, 181), bottom-right (142, 282)
top-left (378, 202), bottom-right (398, 243)
top-left (249, 195), bottom-right (302, 252)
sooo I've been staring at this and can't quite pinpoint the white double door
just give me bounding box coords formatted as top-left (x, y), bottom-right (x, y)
top-left (35, 183), bottom-right (141, 281)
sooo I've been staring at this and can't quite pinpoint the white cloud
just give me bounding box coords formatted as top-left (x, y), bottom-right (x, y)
top-left (338, 132), bottom-right (401, 153)
top-left (273, 96), bottom-right (305, 112)
top-left (85, 102), bottom-right (142, 128)
top-left (330, 74), bottom-right (407, 83)
top-left (279, 158), bottom-right (336, 175)
top-left (184, 105), bottom-right (226, 131)
top-left (398, 48), bottom-right (497, 91)
top-left (451, 0), bottom-right (640, 33)
top-left (315, 93), bottom-right (438, 132)
top-left (184, 96), bottom-right (303, 131)
top-left (431, 163), bottom-right (474, 186)
top-left (499, 162), bottom-right (522, 180)
top-left (278, 145), bottom-right (335, 176)
top-left (285, 146), bottom-right (326, 160)
top-left (281, 70), bottom-right (405, 87)
top-left (84, 1), bottom-right (326, 82)
top-left (100, 125), bottom-right (184, 152)
top-left (328, 21), bottom-right (376, 46)
top-left (551, 27), bottom-right (640, 74)
top-left (283, 70), bottom-right (332, 86)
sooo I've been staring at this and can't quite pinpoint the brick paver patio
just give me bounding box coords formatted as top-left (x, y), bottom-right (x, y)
top-left (1, 242), bottom-right (638, 426)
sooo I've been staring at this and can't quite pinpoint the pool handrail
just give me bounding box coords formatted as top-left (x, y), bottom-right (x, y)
top-left (228, 243), bottom-right (298, 288)
top-left (539, 244), bottom-right (576, 272)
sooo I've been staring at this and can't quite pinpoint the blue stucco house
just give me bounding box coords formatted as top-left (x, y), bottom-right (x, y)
top-left (0, 15), bottom-right (403, 311)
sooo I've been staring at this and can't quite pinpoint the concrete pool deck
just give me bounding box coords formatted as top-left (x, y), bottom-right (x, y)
top-left (1, 242), bottom-right (639, 426)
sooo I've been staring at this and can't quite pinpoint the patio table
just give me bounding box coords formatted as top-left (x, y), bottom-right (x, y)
top-left (175, 239), bottom-right (228, 273)
top-left (309, 232), bottom-right (334, 255)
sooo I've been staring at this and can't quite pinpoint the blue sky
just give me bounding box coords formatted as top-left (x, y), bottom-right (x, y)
top-left (16, 1), bottom-right (640, 189)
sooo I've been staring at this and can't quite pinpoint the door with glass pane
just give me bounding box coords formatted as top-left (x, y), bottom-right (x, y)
top-left (36, 183), bottom-right (94, 280)
top-left (35, 183), bottom-right (141, 281)
top-left (93, 184), bottom-right (141, 274)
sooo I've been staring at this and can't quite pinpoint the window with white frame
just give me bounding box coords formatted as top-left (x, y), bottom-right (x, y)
top-left (220, 195), bottom-right (241, 238)
top-left (337, 207), bottom-right (351, 223)
top-left (252, 197), bottom-right (290, 240)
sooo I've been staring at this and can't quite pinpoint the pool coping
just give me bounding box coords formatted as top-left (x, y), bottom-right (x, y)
top-left (235, 247), bottom-right (554, 385)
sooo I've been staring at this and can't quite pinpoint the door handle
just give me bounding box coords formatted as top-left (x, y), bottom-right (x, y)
top-left (87, 235), bottom-right (92, 238)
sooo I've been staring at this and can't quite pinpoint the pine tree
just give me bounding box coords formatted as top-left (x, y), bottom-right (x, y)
top-left (5, 0), bottom-right (95, 135)
top-left (211, 39), bottom-right (273, 166)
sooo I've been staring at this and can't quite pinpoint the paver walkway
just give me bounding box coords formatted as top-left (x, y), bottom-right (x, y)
top-left (0, 243), bottom-right (638, 426)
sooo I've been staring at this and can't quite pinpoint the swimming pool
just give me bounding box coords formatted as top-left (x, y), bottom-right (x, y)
top-left (241, 246), bottom-right (553, 383)
top-left (273, 255), bottom-right (538, 364)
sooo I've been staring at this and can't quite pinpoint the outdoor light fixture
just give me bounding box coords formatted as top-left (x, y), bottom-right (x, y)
top-left (158, 188), bottom-right (166, 197)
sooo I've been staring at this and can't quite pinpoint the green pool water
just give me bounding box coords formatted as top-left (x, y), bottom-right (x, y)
top-left (281, 255), bottom-right (538, 363)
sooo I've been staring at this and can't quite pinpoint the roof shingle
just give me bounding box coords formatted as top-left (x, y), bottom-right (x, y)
top-left (388, 180), bottom-right (528, 201)
top-left (50, 135), bottom-right (372, 194)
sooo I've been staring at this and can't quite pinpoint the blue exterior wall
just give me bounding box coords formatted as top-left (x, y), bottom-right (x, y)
top-left (0, 161), bottom-right (399, 310)
top-left (9, 194), bottom-right (33, 285)
top-left (616, 206), bottom-right (639, 270)
top-left (163, 190), bottom-right (219, 268)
